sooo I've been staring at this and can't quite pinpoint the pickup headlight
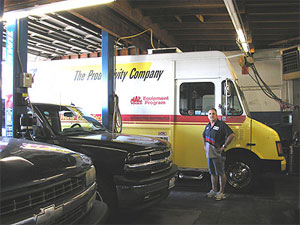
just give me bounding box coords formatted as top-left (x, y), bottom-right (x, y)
top-left (85, 165), bottom-right (96, 186)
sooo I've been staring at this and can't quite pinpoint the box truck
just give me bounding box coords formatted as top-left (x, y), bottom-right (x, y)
top-left (28, 50), bottom-right (286, 191)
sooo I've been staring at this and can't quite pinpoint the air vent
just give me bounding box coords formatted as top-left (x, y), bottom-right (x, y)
top-left (148, 47), bottom-right (182, 54)
top-left (280, 45), bottom-right (300, 80)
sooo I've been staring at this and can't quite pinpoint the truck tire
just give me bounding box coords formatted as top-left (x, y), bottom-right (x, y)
top-left (97, 175), bottom-right (118, 218)
top-left (225, 155), bottom-right (260, 192)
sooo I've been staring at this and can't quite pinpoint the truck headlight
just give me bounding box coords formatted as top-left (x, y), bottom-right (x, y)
top-left (85, 165), bottom-right (96, 186)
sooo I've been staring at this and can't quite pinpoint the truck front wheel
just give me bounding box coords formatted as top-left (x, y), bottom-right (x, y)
top-left (225, 155), bottom-right (260, 192)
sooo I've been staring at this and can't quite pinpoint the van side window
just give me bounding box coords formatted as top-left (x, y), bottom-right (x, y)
top-left (221, 80), bottom-right (243, 116)
top-left (180, 82), bottom-right (215, 116)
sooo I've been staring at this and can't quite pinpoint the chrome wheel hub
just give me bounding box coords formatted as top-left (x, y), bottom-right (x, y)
top-left (227, 161), bottom-right (252, 189)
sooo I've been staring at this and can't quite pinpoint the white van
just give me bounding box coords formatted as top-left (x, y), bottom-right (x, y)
top-left (28, 50), bottom-right (286, 191)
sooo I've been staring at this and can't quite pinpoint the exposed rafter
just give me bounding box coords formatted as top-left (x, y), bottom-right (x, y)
top-left (2, 0), bottom-right (299, 58)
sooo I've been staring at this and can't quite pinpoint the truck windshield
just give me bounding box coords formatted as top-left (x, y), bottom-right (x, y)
top-left (234, 80), bottom-right (251, 117)
top-left (35, 105), bottom-right (106, 135)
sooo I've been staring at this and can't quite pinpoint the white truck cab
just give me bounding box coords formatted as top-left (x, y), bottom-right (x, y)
top-left (28, 50), bottom-right (286, 191)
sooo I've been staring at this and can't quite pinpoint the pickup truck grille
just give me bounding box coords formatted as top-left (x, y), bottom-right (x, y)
top-left (124, 148), bottom-right (172, 175)
top-left (0, 176), bottom-right (84, 218)
top-left (55, 205), bottom-right (84, 224)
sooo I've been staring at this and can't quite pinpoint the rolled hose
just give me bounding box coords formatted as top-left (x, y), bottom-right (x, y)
top-left (112, 94), bottom-right (122, 133)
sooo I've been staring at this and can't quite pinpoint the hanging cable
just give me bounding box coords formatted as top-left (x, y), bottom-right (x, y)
top-left (111, 28), bottom-right (157, 133)
top-left (247, 63), bottom-right (297, 110)
top-left (115, 28), bottom-right (156, 51)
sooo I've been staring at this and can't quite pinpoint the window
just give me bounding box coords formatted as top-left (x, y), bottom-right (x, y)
top-left (179, 82), bottom-right (215, 116)
top-left (221, 80), bottom-right (243, 116)
top-left (42, 110), bottom-right (62, 133)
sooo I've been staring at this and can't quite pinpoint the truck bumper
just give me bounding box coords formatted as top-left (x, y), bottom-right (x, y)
top-left (114, 164), bottom-right (178, 210)
top-left (261, 158), bottom-right (287, 172)
top-left (10, 183), bottom-right (108, 225)
top-left (281, 158), bottom-right (287, 171)
top-left (78, 200), bottom-right (108, 225)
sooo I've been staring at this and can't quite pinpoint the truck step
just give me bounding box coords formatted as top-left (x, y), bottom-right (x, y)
top-left (178, 172), bottom-right (203, 180)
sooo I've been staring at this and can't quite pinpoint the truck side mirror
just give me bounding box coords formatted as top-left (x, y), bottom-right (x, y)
top-left (20, 114), bottom-right (33, 127)
top-left (225, 83), bottom-right (231, 97)
top-left (19, 114), bottom-right (34, 139)
top-left (20, 114), bottom-right (46, 139)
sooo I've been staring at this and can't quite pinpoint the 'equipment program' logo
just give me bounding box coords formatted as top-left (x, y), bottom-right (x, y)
top-left (130, 96), bottom-right (142, 105)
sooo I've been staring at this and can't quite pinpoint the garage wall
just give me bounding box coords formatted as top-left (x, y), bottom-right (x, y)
top-left (293, 79), bottom-right (300, 135)
top-left (225, 48), bottom-right (292, 112)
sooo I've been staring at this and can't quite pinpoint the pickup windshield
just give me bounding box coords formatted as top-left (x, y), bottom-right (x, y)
top-left (34, 104), bottom-right (106, 135)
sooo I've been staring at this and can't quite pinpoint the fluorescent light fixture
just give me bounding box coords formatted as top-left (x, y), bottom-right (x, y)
top-left (2, 0), bottom-right (114, 21)
top-left (236, 29), bottom-right (246, 43)
top-left (223, 0), bottom-right (249, 53)
top-left (237, 29), bottom-right (249, 52)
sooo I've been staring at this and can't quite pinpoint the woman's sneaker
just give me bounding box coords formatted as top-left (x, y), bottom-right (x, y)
top-left (215, 192), bottom-right (226, 200)
top-left (206, 190), bottom-right (217, 198)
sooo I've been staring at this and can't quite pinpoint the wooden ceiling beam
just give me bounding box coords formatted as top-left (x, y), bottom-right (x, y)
top-left (269, 37), bottom-right (300, 46)
top-left (161, 23), bottom-right (234, 30)
top-left (252, 35), bottom-right (299, 41)
top-left (151, 15), bottom-right (231, 24)
top-left (129, 0), bottom-right (224, 9)
top-left (251, 30), bottom-right (299, 36)
top-left (251, 23), bottom-right (299, 29)
top-left (142, 8), bottom-right (228, 17)
top-left (71, 5), bottom-right (154, 51)
top-left (168, 29), bottom-right (236, 36)
top-left (107, 0), bottom-right (178, 49)
top-left (179, 41), bottom-right (238, 51)
top-left (174, 35), bottom-right (236, 41)
top-left (247, 1), bottom-right (299, 7)
top-left (4, 0), bottom-right (299, 55)
top-left (248, 15), bottom-right (300, 23)
top-left (180, 40), bottom-right (238, 45)
top-left (247, 6), bottom-right (299, 15)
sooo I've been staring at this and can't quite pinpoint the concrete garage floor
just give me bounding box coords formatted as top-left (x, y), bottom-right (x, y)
top-left (115, 172), bottom-right (299, 225)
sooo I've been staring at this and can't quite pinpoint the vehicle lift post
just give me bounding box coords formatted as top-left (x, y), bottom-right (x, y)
top-left (101, 30), bottom-right (114, 131)
top-left (4, 18), bottom-right (29, 137)
top-left (0, 0), bottom-right (3, 136)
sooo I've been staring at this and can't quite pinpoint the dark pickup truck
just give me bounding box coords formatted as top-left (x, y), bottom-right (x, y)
top-left (0, 137), bottom-right (108, 225)
top-left (18, 103), bottom-right (178, 215)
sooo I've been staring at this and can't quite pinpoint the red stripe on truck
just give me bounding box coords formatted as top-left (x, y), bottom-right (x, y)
top-left (120, 114), bottom-right (246, 124)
